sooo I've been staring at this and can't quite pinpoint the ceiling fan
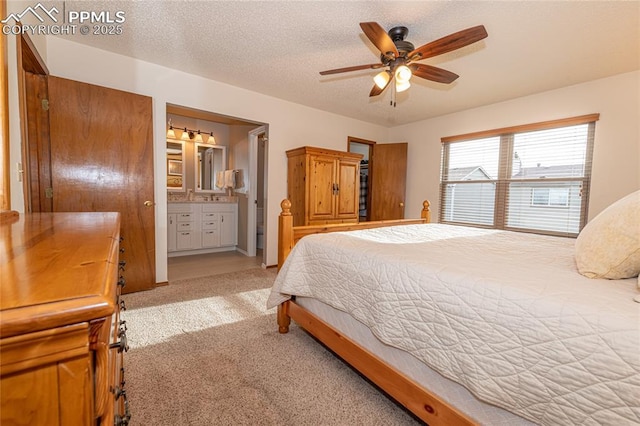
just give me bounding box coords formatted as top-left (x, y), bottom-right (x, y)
top-left (319, 22), bottom-right (488, 98)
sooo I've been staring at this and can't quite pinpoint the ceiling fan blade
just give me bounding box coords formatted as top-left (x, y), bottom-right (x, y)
top-left (360, 22), bottom-right (399, 58)
top-left (408, 25), bottom-right (488, 61)
top-left (319, 63), bottom-right (383, 75)
top-left (409, 64), bottom-right (459, 84)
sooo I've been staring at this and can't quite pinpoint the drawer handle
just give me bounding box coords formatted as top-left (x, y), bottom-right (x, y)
top-left (115, 386), bottom-right (126, 400)
top-left (110, 332), bottom-right (129, 353)
top-left (114, 388), bottom-right (131, 426)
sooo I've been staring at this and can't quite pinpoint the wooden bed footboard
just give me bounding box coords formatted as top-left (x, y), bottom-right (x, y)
top-left (277, 199), bottom-right (431, 270)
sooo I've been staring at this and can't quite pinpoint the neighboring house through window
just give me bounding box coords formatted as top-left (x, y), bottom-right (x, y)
top-left (440, 114), bottom-right (598, 237)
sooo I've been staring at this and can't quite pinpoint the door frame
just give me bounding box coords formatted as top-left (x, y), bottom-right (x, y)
top-left (16, 32), bottom-right (50, 213)
top-left (248, 125), bottom-right (267, 263)
top-left (347, 136), bottom-right (375, 222)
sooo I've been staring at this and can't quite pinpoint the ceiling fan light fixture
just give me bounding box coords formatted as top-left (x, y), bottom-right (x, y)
top-left (395, 65), bottom-right (412, 83)
top-left (319, 22), bottom-right (487, 99)
top-left (373, 70), bottom-right (390, 89)
top-left (396, 80), bottom-right (411, 93)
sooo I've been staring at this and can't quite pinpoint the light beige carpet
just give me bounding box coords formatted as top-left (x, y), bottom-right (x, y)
top-left (121, 268), bottom-right (421, 425)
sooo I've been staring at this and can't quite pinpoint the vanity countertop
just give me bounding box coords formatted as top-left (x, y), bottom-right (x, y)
top-left (168, 196), bottom-right (238, 204)
top-left (168, 200), bottom-right (237, 204)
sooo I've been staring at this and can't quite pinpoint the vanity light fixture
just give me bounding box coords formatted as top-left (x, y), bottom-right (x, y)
top-left (167, 122), bottom-right (215, 143)
top-left (180, 127), bottom-right (192, 141)
top-left (166, 119), bottom-right (176, 139)
top-left (207, 132), bottom-right (216, 144)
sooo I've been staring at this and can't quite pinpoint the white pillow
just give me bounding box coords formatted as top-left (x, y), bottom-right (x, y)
top-left (575, 190), bottom-right (640, 279)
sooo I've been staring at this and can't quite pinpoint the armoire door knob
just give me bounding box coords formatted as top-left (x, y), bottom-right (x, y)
top-left (144, 200), bottom-right (153, 207)
top-left (399, 202), bottom-right (404, 207)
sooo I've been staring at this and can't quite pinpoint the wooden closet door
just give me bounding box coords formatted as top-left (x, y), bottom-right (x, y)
top-left (370, 143), bottom-right (408, 221)
top-left (48, 76), bottom-right (155, 293)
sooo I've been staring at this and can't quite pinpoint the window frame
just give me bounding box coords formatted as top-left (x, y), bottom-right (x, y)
top-left (440, 114), bottom-right (599, 237)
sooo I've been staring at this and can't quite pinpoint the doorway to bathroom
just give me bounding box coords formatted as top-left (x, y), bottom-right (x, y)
top-left (165, 103), bottom-right (268, 278)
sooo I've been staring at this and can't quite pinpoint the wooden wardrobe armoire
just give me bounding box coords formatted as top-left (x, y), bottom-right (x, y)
top-left (287, 146), bottom-right (362, 226)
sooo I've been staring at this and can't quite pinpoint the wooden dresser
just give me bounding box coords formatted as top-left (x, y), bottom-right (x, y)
top-left (287, 146), bottom-right (363, 226)
top-left (0, 212), bottom-right (130, 426)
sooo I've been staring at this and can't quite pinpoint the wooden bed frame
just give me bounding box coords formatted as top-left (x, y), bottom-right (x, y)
top-left (276, 199), bottom-right (477, 426)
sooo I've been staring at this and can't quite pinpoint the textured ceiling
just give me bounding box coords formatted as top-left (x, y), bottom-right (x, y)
top-left (49, 1), bottom-right (639, 126)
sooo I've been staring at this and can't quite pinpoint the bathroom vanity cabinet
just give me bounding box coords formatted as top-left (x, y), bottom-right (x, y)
top-left (168, 202), bottom-right (238, 256)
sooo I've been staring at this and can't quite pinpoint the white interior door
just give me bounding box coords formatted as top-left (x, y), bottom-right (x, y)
top-left (248, 125), bottom-right (267, 260)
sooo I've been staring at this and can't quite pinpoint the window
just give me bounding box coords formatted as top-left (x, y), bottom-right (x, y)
top-left (440, 114), bottom-right (598, 237)
top-left (531, 187), bottom-right (570, 207)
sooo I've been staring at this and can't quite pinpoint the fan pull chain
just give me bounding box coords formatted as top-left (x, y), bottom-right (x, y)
top-left (391, 82), bottom-right (397, 107)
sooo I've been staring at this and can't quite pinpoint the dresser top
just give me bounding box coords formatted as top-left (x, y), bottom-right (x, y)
top-left (1, 212), bottom-right (121, 338)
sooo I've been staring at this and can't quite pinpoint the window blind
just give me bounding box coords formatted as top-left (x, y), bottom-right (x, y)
top-left (440, 115), bottom-right (598, 237)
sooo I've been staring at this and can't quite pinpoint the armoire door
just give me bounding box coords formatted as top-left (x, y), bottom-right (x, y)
top-left (308, 155), bottom-right (337, 222)
top-left (370, 143), bottom-right (408, 221)
top-left (47, 76), bottom-right (155, 293)
top-left (335, 157), bottom-right (360, 220)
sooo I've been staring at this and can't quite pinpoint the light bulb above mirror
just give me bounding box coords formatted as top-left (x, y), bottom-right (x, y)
top-left (180, 127), bottom-right (192, 141)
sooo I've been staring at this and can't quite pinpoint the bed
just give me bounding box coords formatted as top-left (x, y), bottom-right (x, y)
top-left (268, 198), bottom-right (640, 425)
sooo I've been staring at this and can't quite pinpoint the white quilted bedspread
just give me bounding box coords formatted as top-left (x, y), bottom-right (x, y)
top-left (267, 224), bottom-right (640, 425)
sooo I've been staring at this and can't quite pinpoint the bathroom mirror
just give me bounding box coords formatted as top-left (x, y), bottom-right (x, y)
top-left (195, 143), bottom-right (227, 193)
top-left (166, 139), bottom-right (185, 192)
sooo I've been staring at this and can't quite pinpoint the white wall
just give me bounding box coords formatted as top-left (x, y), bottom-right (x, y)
top-left (390, 71), bottom-right (640, 222)
top-left (37, 37), bottom-right (388, 280)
